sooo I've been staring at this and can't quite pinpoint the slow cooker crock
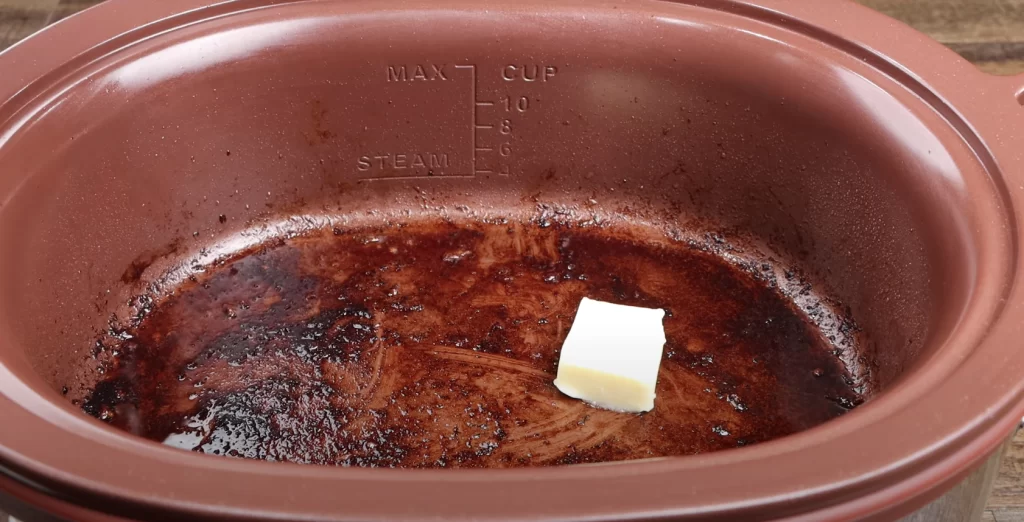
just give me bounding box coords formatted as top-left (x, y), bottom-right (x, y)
top-left (0, 0), bottom-right (1023, 520)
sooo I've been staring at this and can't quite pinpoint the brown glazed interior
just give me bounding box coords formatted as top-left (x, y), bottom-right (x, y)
top-left (0, 0), bottom-right (1022, 520)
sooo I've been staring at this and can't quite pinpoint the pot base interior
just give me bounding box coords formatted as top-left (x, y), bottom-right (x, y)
top-left (79, 215), bottom-right (864, 467)
top-left (0, 0), bottom-right (992, 477)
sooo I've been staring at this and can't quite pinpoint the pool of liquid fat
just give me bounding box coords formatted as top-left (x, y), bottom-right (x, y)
top-left (81, 218), bottom-right (865, 468)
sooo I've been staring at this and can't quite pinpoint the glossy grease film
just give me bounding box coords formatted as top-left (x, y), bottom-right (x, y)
top-left (82, 218), bottom-right (865, 467)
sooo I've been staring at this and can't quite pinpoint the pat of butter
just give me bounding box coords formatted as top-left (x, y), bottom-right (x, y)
top-left (553, 297), bottom-right (666, 413)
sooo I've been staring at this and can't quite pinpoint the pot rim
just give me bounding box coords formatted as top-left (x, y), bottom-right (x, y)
top-left (1, 0), bottom-right (1023, 520)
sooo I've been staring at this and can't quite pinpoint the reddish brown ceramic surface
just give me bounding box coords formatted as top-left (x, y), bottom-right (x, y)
top-left (0, 0), bottom-right (1022, 520)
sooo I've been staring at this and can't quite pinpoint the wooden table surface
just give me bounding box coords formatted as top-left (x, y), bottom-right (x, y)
top-left (0, 1), bottom-right (1021, 521)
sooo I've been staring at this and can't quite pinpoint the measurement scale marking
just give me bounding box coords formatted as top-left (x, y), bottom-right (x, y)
top-left (454, 64), bottom-right (483, 176)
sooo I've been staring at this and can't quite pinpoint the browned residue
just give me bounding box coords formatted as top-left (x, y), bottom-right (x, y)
top-left (85, 218), bottom-right (864, 468)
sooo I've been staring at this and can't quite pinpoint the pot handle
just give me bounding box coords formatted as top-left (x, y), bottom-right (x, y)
top-left (1015, 74), bottom-right (1024, 107)
top-left (982, 71), bottom-right (1024, 106)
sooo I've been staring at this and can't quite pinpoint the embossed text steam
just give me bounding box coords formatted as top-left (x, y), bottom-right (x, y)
top-left (357, 63), bottom-right (558, 178)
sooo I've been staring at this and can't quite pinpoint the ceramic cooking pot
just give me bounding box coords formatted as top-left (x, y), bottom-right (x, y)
top-left (0, 0), bottom-right (1023, 520)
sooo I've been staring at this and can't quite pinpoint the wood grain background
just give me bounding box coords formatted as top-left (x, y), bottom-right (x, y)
top-left (0, 1), bottom-right (1022, 521)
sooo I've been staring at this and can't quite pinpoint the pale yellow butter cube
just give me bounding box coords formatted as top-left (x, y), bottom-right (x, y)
top-left (553, 297), bottom-right (667, 413)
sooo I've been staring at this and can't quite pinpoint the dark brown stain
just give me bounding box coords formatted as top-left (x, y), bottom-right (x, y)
top-left (86, 218), bottom-right (865, 468)
top-left (120, 238), bottom-right (182, 284)
top-left (308, 99), bottom-right (334, 145)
